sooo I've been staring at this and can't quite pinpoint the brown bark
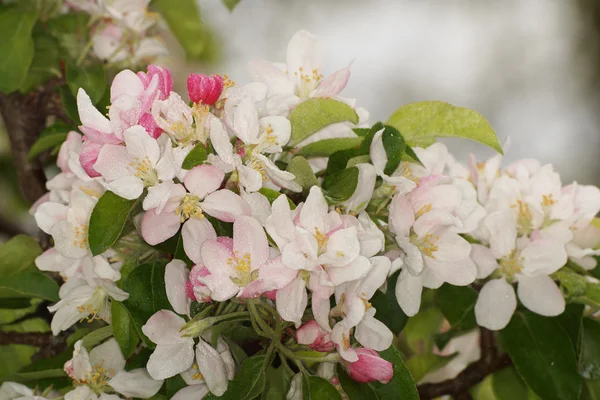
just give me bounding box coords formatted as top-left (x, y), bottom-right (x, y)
top-left (0, 91), bottom-right (51, 204)
top-left (417, 328), bottom-right (512, 399)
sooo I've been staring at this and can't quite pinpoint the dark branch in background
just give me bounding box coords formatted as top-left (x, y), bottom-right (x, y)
top-left (417, 327), bottom-right (511, 400)
top-left (0, 213), bottom-right (27, 236)
top-left (0, 330), bottom-right (68, 360)
top-left (0, 79), bottom-right (65, 249)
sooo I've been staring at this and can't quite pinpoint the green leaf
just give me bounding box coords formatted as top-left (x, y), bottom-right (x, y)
top-left (0, 268), bottom-right (59, 302)
top-left (261, 367), bottom-right (291, 400)
top-left (66, 63), bottom-right (106, 105)
top-left (206, 355), bottom-right (266, 400)
top-left (4, 368), bottom-right (66, 383)
top-left (122, 262), bottom-right (171, 348)
top-left (88, 191), bottom-right (137, 256)
top-left (380, 125), bottom-right (407, 175)
top-left (153, 0), bottom-right (215, 61)
top-left (0, 298), bottom-right (32, 309)
top-left (289, 99), bottom-right (359, 146)
top-left (166, 375), bottom-right (188, 398)
top-left (370, 271), bottom-right (408, 335)
top-left (492, 368), bottom-right (529, 400)
top-left (370, 346), bottom-right (419, 400)
top-left (287, 156), bottom-right (319, 192)
top-left (0, 9), bottom-right (37, 93)
top-left (59, 85), bottom-right (81, 125)
top-left (46, 12), bottom-right (90, 60)
top-left (19, 33), bottom-right (60, 92)
top-left (579, 318), bottom-right (600, 379)
top-left (403, 307), bottom-right (444, 354)
top-left (222, 0), bottom-right (241, 11)
top-left (386, 101), bottom-right (503, 153)
top-left (499, 310), bottom-right (582, 400)
top-left (296, 137), bottom-right (363, 158)
top-left (81, 325), bottom-right (113, 350)
top-left (0, 235), bottom-right (42, 277)
top-left (436, 284), bottom-right (477, 330)
top-left (322, 167), bottom-right (359, 204)
top-left (556, 303), bottom-right (584, 354)
top-left (337, 367), bottom-right (379, 399)
top-left (302, 375), bottom-right (342, 400)
top-left (181, 143), bottom-right (208, 169)
top-left (582, 379), bottom-right (600, 400)
top-left (406, 353), bottom-right (457, 382)
top-left (111, 300), bottom-right (139, 359)
top-left (27, 123), bottom-right (71, 161)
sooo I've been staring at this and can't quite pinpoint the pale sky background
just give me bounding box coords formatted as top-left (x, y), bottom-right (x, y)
top-left (182, 0), bottom-right (600, 184)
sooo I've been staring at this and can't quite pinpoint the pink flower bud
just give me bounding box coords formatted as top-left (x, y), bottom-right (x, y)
top-left (297, 320), bottom-right (335, 352)
top-left (138, 65), bottom-right (173, 101)
top-left (79, 141), bottom-right (102, 178)
top-left (187, 74), bottom-right (224, 105)
top-left (344, 348), bottom-right (393, 384)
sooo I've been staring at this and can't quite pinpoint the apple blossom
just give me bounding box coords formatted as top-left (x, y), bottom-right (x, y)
top-left (63, 339), bottom-right (162, 399)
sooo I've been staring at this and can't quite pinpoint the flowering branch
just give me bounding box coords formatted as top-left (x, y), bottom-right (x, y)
top-left (417, 328), bottom-right (512, 399)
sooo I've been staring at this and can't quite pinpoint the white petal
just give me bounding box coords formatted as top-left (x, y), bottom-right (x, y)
top-left (77, 88), bottom-right (111, 134)
top-left (109, 368), bottom-right (163, 398)
top-left (470, 244), bottom-right (499, 279)
top-left (395, 269), bottom-right (423, 317)
top-left (146, 343), bottom-right (195, 380)
top-left (181, 218), bottom-right (217, 265)
top-left (517, 274), bottom-right (565, 316)
top-left (286, 30), bottom-right (322, 82)
top-left (124, 125), bottom-right (160, 165)
top-left (35, 202), bottom-right (68, 234)
top-left (89, 338), bottom-right (125, 374)
top-left (354, 308), bottom-right (393, 351)
top-left (141, 310), bottom-right (187, 345)
top-left (165, 260), bottom-right (191, 315)
top-left (474, 279), bottom-right (517, 331)
top-left (108, 176), bottom-right (144, 200)
top-left (195, 340), bottom-right (230, 396)
top-left (276, 276), bottom-right (307, 327)
top-left (184, 165), bottom-right (224, 199)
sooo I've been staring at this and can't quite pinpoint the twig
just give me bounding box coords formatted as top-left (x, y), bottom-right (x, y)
top-left (417, 327), bottom-right (512, 399)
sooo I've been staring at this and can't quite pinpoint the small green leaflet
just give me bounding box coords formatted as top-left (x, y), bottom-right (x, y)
top-left (88, 191), bottom-right (137, 256)
top-left (289, 98), bottom-right (359, 146)
top-left (386, 101), bottom-right (503, 153)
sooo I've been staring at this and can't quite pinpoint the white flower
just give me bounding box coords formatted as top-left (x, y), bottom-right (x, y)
top-left (473, 209), bottom-right (567, 330)
top-left (48, 256), bottom-right (128, 334)
top-left (142, 311), bottom-right (234, 396)
top-left (389, 180), bottom-right (478, 316)
top-left (209, 116), bottom-right (300, 193)
top-left (35, 188), bottom-right (102, 259)
top-left (248, 30), bottom-right (351, 116)
top-left (330, 257), bottom-right (393, 362)
top-left (64, 339), bottom-right (162, 399)
top-left (94, 125), bottom-right (176, 200)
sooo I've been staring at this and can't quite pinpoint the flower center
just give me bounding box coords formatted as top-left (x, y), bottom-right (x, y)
top-left (191, 364), bottom-right (204, 381)
top-left (412, 233), bottom-right (439, 258)
top-left (512, 200), bottom-right (532, 235)
top-left (175, 195), bottom-right (204, 222)
top-left (76, 287), bottom-right (109, 323)
top-left (294, 66), bottom-right (323, 99)
top-left (228, 252), bottom-right (258, 287)
top-left (499, 250), bottom-right (523, 279)
top-left (314, 228), bottom-right (329, 255)
top-left (130, 156), bottom-right (158, 186)
top-left (248, 158), bottom-right (268, 181)
top-left (73, 224), bottom-right (89, 249)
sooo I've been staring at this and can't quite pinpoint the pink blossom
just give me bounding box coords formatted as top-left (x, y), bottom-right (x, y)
top-left (296, 320), bottom-right (334, 352)
top-left (344, 348), bottom-right (393, 384)
top-left (187, 74), bottom-right (224, 105)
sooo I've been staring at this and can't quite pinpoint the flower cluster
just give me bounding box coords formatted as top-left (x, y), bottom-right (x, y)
top-left (20, 29), bottom-right (600, 399)
top-left (66, 0), bottom-right (167, 65)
